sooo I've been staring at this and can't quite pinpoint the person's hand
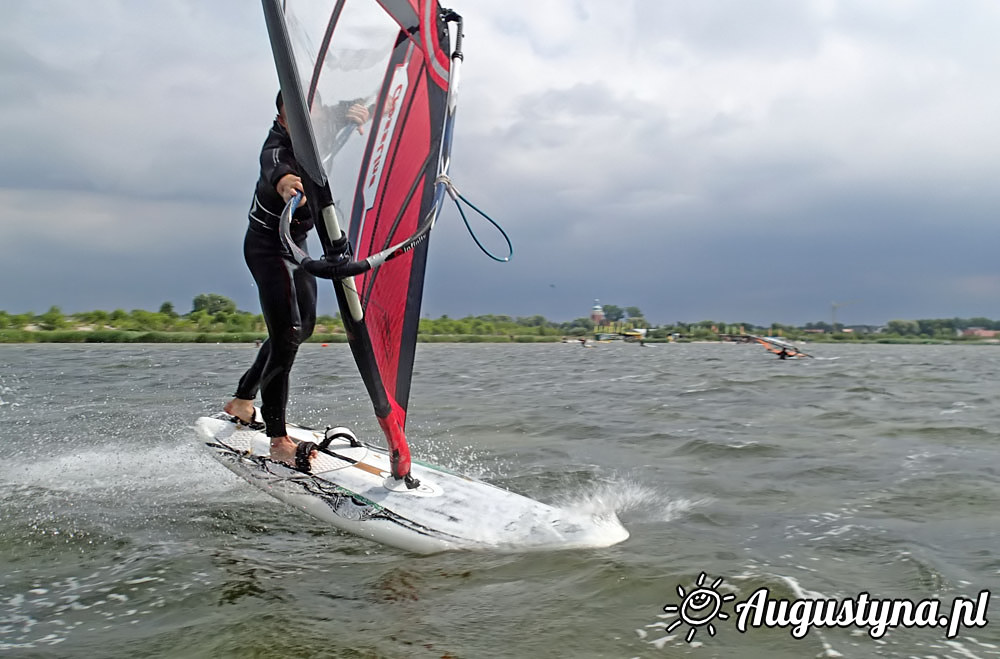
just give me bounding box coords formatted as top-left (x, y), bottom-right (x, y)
top-left (345, 103), bottom-right (370, 135)
top-left (276, 174), bottom-right (306, 203)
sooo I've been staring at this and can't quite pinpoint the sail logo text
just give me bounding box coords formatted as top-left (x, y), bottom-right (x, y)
top-left (657, 573), bottom-right (990, 645)
top-left (363, 65), bottom-right (408, 211)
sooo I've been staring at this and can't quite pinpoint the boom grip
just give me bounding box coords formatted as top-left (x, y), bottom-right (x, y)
top-left (301, 257), bottom-right (372, 279)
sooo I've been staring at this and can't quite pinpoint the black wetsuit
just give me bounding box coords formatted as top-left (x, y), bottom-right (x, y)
top-left (233, 120), bottom-right (317, 438)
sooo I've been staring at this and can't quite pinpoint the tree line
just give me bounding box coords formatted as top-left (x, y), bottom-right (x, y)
top-left (0, 294), bottom-right (605, 341)
top-left (1, 295), bottom-right (998, 342)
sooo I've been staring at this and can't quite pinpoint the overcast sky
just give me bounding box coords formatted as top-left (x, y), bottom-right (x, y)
top-left (2, 1), bottom-right (999, 326)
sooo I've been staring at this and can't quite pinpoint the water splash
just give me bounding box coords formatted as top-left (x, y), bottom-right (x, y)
top-left (554, 476), bottom-right (706, 524)
top-left (0, 430), bottom-right (250, 508)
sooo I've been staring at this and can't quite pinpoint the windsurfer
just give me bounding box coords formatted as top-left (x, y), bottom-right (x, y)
top-left (225, 91), bottom-right (369, 469)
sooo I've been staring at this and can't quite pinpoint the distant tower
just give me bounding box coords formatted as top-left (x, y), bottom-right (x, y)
top-left (590, 299), bottom-right (605, 325)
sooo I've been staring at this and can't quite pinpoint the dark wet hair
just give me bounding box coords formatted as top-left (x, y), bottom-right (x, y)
top-left (275, 90), bottom-right (283, 112)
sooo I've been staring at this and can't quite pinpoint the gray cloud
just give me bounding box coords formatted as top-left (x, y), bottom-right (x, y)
top-left (2, 0), bottom-right (999, 328)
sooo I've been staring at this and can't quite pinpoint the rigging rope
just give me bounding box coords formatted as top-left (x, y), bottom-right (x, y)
top-left (436, 174), bottom-right (512, 262)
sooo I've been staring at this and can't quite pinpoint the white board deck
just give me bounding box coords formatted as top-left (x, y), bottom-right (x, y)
top-left (194, 414), bottom-right (629, 554)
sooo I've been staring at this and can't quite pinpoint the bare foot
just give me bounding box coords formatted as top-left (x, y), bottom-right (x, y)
top-left (269, 436), bottom-right (316, 469)
top-left (224, 398), bottom-right (255, 424)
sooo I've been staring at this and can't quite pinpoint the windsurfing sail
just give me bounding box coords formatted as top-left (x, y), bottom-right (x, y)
top-left (748, 334), bottom-right (813, 359)
top-left (261, 0), bottom-right (463, 485)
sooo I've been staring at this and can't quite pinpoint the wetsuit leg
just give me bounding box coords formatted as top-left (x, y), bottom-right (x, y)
top-left (233, 337), bottom-right (269, 402)
top-left (234, 226), bottom-right (317, 437)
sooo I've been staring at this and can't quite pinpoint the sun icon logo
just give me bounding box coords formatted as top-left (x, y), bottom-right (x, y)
top-left (662, 572), bottom-right (736, 643)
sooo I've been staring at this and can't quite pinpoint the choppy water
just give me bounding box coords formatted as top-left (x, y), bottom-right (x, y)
top-left (1, 342), bottom-right (999, 658)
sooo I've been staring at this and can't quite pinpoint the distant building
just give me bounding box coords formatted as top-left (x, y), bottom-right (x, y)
top-left (590, 300), bottom-right (605, 325)
top-left (844, 325), bottom-right (882, 334)
top-left (962, 328), bottom-right (999, 338)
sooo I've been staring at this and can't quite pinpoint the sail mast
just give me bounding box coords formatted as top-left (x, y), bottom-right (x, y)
top-left (261, 0), bottom-right (461, 487)
top-left (261, 0), bottom-right (412, 483)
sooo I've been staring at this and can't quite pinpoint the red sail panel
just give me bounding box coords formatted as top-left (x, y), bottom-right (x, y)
top-left (348, 26), bottom-right (448, 421)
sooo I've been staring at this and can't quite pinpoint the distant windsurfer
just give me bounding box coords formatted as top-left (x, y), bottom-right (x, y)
top-left (225, 91), bottom-right (369, 469)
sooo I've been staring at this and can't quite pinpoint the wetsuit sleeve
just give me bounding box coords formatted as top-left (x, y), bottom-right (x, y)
top-left (260, 124), bottom-right (300, 190)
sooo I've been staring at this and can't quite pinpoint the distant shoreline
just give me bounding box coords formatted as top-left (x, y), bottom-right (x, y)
top-left (0, 329), bottom-right (556, 344)
top-left (6, 302), bottom-right (999, 345)
top-left (0, 329), bottom-right (995, 346)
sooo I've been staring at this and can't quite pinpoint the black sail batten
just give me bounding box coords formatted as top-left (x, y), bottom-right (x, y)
top-left (261, 0), bottom-right (329, 191)
top-left (305, 1), bottom-right (346, 109)
top-left (396, 209), bottom-right (429, 411)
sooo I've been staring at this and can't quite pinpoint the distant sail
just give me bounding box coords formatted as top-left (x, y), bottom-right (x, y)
top-left (748, 334), bottom-right (813, 359)
top-left (263, 0), bottom-right (460, 482)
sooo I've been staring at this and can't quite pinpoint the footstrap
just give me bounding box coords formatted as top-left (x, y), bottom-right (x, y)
top-left (295, 441), bottom-right (317, 474)
top-left (228, 409), bottom-right (265, 431)
top-left (320, 426), bottom-right (361, 450)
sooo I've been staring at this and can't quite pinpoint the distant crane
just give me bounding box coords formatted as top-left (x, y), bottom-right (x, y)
top-left (831, 300), bottom-right (858, 333)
